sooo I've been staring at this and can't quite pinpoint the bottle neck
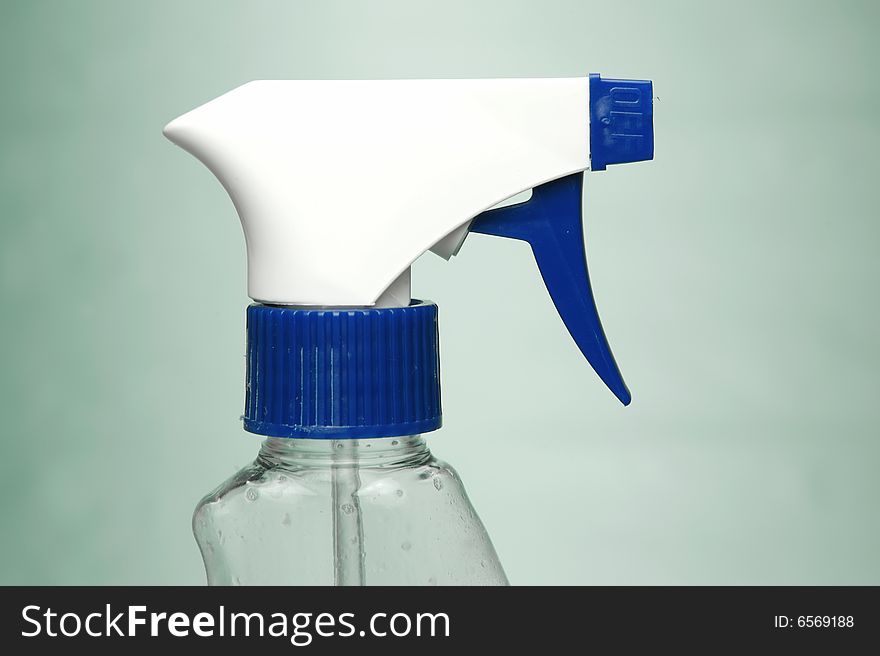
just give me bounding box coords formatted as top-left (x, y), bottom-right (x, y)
top-left (257, 435), bottom-right (431, 470)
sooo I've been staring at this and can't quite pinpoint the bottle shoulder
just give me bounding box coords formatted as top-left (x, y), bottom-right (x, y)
top-left (195, 460), bottom-right (268, 508)
top-left (195, 452), bottom-right (461, 514)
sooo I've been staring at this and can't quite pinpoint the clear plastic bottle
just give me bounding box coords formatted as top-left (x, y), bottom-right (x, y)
top-left (193, 435), bottom-right (508, 586)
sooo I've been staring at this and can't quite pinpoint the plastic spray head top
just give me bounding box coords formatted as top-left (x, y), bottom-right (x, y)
top-left (164, 74), bottom-right (653, 405)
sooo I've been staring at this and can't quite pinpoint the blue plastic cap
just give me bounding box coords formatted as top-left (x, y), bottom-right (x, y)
top-left (589, 73), bottom-right (654, 171)
top-left (243, 302), bottom-right (442, 439)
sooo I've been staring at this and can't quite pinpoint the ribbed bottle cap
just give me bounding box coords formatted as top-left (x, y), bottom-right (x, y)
top-left (243, 301), bottom-right (442, 439)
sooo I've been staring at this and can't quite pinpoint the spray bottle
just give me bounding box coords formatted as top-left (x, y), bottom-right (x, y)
top-left (164, 75), bottom-right (653, 585)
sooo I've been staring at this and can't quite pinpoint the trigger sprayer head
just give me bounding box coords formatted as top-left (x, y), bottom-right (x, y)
top-left (164, 75), bottom-right (652, 438)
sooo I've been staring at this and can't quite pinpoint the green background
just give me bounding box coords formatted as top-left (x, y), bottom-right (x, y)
top-left (1, 0), bottom-right (878, 585)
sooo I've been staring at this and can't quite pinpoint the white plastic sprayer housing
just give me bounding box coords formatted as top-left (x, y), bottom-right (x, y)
top-left (163, 78), bottom-right (591, 306)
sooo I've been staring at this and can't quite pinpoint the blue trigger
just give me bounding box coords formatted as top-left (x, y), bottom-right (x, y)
top-left (469, 173), bottom-right (631, 405)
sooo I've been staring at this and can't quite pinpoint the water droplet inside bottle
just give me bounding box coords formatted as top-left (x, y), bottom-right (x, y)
top-left (401, 541), bottom-right (412, 551)
top-left (433, 478), bottom-right (443, 491)
top-left (391, 440), bottom-right (399, 446)
top-left (281, 513), bottom-right (291, 527)
top-left (245, 488), bottom-right (259, 502)
top-left (341, 503), bottom-right (354, 514)
top-left (395, 489), bottom-right (404, 498)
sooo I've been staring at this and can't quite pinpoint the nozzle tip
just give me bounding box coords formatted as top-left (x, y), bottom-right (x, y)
top-left (589, 73), bottom-right (654, 171)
